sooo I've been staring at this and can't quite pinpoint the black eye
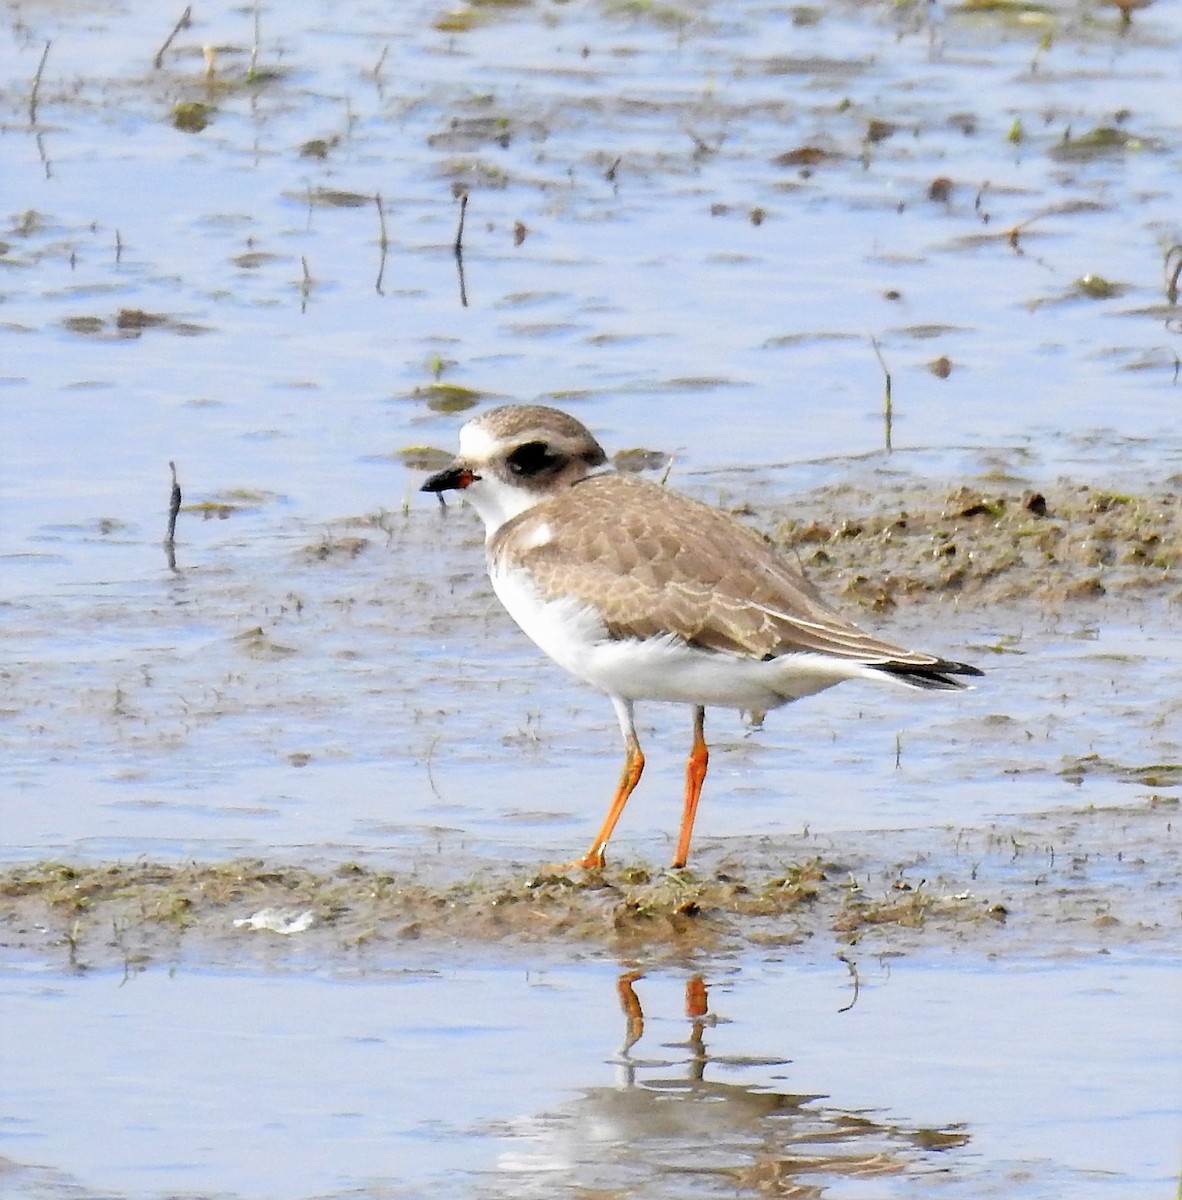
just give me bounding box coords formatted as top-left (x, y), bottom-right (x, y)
top-left (506, 441), bottom-right (559, 476)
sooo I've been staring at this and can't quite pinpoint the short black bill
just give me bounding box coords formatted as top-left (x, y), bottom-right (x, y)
top-left (421, 465), bottom-right (476, 493)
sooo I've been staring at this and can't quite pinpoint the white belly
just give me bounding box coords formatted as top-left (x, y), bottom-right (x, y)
top-left (490, 561), bottom-right (865, 711)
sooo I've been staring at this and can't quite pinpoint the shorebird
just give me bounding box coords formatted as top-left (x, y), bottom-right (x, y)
top-left (421, 404), bottom-right (981, 870)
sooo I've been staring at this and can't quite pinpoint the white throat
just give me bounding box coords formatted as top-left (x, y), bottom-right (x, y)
top-left (462, 474), bottom-right (549, 540)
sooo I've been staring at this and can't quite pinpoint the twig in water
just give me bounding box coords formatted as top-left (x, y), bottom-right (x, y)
top-left (369, 44), bottom-right (389, 88)
top-left (166, 462), bottom-right (182, 543)
top-left (685, 128), bottom-right (714, 160)
top-left (153, 5), bottom-right (192, 70)
top-left (1164, 243), bottom-right (1182, 306)
top-left (871, 337), bottom-right (893, 453)
top-left (455, 255), bottom-right (469, 308)
top-left (837, 954), bottom-right (861, 1013)
top-left (299, 256), bottom-right (312, 311)
top-left (165, 461), bottom-right (182, 571)
top-left (453, 191), bottom-right (469, 308)
top-left (248, 2), bottom-right (262, 81)
top-left (29, 40), bottom-right (51, 126)
top-left (453, 190), bottom-right (468, 257)
top-left (36, 131), bottom-right (52, 179)
top-left (375, 193), bottom-right (389, 295)
top-left (425, 735), bottom-right (444, 801)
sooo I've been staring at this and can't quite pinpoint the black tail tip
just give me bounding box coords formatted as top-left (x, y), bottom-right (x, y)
top-left (877, 660), bottom-right (983, 690)
top-left (948, 661), bottom-right (985, 678)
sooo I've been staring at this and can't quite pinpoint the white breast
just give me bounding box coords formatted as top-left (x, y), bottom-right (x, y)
top-left (489, 559), bottom-right (610, 684)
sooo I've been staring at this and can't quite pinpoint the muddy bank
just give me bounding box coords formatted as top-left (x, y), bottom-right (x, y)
top-left (2, 798), bottom-right (1175, 970)
top-left (756, 477), bottom-right (1182, 610)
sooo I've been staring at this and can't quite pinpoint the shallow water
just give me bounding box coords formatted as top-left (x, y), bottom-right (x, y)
top-left (2, 951), bottom-right (1174, 1198)
top-left (4, 0), bottom-right (1181, 567)
top-left (2, 0), bottom-right (1181, 1197)
top-left (2, 494), bottom-right (1178, 866)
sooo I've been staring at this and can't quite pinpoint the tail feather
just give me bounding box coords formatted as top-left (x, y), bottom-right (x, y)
top-left (874, 660), bottom-right (983, 691)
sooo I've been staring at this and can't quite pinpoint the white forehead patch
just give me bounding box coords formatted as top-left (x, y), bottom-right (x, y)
top-left (458, 420), bottom-right (502, 462)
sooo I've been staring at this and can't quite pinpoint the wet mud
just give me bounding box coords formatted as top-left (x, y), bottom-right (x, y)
top-left (763, 477), bottom-right (1182, 609)
top-left (3, 796), bottom-right (1175, 971)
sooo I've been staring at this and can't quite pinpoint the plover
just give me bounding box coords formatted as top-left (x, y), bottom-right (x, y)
top-left (422, 404), bottom-right (982, 870)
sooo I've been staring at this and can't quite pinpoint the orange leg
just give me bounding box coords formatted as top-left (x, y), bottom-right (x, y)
top-left (616, 971), bottom-right (645, 1055)
top-left (685, 974), bottom-right (709, 1078)
top-left (672, 706), bottom-right (708, 869)
top-left (684, 973), bottom-right (708, 1020)
top-left (573, 726), bottom-right (644, 869)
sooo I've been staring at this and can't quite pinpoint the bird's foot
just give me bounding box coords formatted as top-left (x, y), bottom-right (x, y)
top-left (543, 851), bottom-right (607, 874)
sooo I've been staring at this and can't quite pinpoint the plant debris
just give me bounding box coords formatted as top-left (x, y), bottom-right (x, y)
top-left (2, 802), bottom-right (1173, 970)
top-left (764, 480), bottom-right (1181, 610)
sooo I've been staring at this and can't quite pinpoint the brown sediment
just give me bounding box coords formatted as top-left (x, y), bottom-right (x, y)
top-left (1, 798), bottom-right (1174, 970)
top-left (759, 480), bottom-right (1181, 610)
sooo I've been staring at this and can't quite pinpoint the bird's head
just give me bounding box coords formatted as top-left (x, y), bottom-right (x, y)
top-left (421, 404), bottom-right (608, 537)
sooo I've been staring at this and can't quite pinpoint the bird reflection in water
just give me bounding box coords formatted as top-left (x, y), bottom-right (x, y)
top-left (493, 972), bottom-right (968, 1197)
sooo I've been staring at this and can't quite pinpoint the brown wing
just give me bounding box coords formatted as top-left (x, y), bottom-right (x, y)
top-left (489, 474), bottom-right (950, 668)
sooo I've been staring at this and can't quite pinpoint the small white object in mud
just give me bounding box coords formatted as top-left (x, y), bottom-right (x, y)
top-left (233, 908), bottom-right (315, 935)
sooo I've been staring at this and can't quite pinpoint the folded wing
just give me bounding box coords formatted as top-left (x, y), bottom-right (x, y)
top-left (491, 474), bottom-right (981, 683)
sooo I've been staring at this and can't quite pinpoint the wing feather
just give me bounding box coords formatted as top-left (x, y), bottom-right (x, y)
top-left (489, 474), bottom-right (951, 668)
